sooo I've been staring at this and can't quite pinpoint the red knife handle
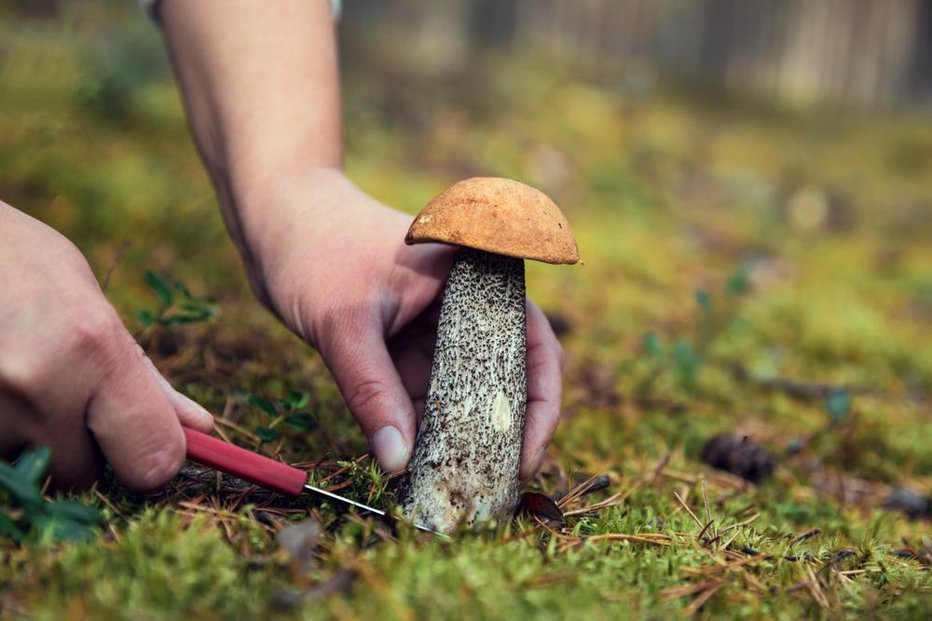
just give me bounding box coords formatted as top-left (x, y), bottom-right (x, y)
top-left (183, 428), bottom-right (307, 496)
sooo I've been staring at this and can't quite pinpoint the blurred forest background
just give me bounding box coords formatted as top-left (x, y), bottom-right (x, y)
top-left (1, 1), bottom-right (931, 618)
top-left (342, 0), bottom-right (932, 109)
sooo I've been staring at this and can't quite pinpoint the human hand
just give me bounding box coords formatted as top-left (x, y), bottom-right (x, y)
top-left (0, 202), bottom-right (214, 490)
top-left (158, 2), bottom-right (561, 479)
top-left (240, 169), bottom-right (563, 479)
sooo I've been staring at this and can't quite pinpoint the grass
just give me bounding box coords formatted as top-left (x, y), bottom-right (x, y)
top-left (1, 3), bottom-right (931, 619)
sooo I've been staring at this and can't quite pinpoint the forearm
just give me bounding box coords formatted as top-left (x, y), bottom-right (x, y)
top-left (159, 0), bottom-right (342, 262)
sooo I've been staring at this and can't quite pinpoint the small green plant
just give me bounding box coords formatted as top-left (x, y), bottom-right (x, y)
top-left (137, 271), bottom-right (219, 329)
top-left (824, 387), bottom-right (852, 423)
top-left (77, 24), bottom-right (170, 123)
top-left (0, 448), bottom-right (100, 543)
top-left (335, 456), bottom-right (391, 506)
top-left (638, 265), bottom-right (750, 394)
top-left (247, 391), bottom-right (318, 445)
top-left (639, 332), bottom-right (703, 392)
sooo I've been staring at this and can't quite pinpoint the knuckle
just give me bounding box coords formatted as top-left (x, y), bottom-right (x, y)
top-left (63, 306), bottom-right (124, 362)
top-left (0, 351), bottom-right (42, 398)
top-left (0, 305), bottom-right (124, 403)
top-left (344, 377), bottom-right (391, 417)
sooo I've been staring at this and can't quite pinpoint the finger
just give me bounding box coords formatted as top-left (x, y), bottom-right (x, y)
top-left (0, 393), bottom-right (31, 459)
top-left (520, 300), bottom-right (564, 481)
top-left (86, 329), bottom-right (186, 491)
top-left (42, 421), bottom-right (104, 491)
top-left (388, 330), bottom-right (436, 402)
top-left (387, 299), bottom-right (444, 425)
top-left (157, 380), bottom-right (215, 433)
top-left (390, 346), bottom-right (433, 426)
top-left (138, 346), bottom-right (214, 433)
top-left (0, 393), bottom-right (102, 490)
top-left (321, 313), bottom-right (416, 473)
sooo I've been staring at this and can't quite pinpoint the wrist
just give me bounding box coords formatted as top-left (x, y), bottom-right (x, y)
top-left (229, 160), bottom-right (344, 237)
top-left (221, 164), bottom-right (352, 302)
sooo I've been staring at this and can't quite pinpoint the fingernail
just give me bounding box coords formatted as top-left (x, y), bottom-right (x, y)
top-left (184, 394), bottom-right (214, 424)
top-left (371, 426), bottom-right (409, 473)
top-left (173, 390), bottom-right (214, 424)
top-left (148, 365), bottom-right (214, 427)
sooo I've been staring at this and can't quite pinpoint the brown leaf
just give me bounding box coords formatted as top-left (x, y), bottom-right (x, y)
top-left (517, 492), bottom-right (564, 524)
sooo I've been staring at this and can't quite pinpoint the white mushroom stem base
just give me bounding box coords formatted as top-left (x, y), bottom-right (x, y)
top-left (401, 248), bottom-right (527, 533)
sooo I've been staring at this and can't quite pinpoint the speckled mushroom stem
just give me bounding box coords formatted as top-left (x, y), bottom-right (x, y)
top-left (401, 248), bottom-right (527, 533)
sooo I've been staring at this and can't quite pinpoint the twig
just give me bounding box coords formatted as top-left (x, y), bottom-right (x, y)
top-left (697, 519), bottom-right (716, 543)
top-left (673, 491), bottom-right (704, 530)
top-left (683, 553), bottom-right (771, 576)
top-left (582, 533), bottom-right (672, 546)
top-left (660, 467), bottom-right (748, 490)
top-left (651, 452), bottom-right (672, 487)
top-left (805, 563), bottom-right (830, 609)
top-left (717, 513), bottom-right (761, 536)
top-left (93, 488), bottom-right (126, 521)
top-left (793, 528), bottom-right (821, 545)
top-left (682, 581), bottom-right (726, 617)
top-left (556, 472), bottom-right (611, 509)
top-left (562, 482), bottom-right (639, 517)
top-left (100, 240), bottom-right (129, 292)
top-left (557, 532), bottom-right (672, 552)
top-left (214, 417), bottom-right (260, 443)
top-left (716, 527), bottom-right (744, 551)
top-left (661, 580), bottom-right (721, 600)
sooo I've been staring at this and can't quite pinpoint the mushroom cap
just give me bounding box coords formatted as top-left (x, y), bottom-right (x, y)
top-left (405, 177), bottom-right (579, 265)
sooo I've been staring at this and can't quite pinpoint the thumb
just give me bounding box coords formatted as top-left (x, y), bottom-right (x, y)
top-left (323, 325), bottom-right (416, 473)
top-left (86, 333), bottom-right (187, 491)
top-left (136, 344), bottom-right (215, 434)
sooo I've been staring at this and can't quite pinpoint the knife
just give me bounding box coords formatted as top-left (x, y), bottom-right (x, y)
top-left (182, 427), bottom-right (446, 537)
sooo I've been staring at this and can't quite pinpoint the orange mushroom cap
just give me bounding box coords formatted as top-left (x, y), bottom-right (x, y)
top-left (405, 177), bottom-right (579, 265)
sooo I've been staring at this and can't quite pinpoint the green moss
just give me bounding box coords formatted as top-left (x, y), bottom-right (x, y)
top-left (9, 511), bottom-right (267, 620)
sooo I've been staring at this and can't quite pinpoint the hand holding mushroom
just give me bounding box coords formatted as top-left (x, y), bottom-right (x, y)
top-left (155, 3), bottom-right (566, 512)
top-left (224, 171), bottom-right (566, 486)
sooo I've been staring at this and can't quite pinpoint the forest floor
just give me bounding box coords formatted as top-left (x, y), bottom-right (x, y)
top-left (1, 5), bottom-right (931, 620)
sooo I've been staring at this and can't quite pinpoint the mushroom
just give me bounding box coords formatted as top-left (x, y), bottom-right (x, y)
top-left (401, 177), bottom-right (578, 533)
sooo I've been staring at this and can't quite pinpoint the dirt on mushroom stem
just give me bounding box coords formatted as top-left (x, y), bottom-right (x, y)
top-left (401, 248), bottom-right (527, 533)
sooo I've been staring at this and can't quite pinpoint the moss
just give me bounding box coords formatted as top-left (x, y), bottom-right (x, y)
top-left (5, 511), bottom-right (273, 620)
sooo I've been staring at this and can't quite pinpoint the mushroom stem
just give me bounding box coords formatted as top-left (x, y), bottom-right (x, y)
top-left (401, 248), bottom-right (527, 533)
